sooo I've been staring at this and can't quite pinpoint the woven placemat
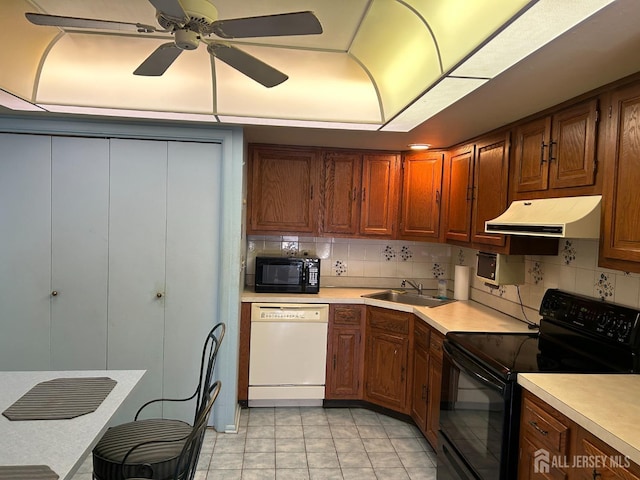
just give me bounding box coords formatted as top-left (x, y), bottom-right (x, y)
top-left (2, 377), bottom-right (117, 421)
top-left (0, 465), bottom-right (59, 479)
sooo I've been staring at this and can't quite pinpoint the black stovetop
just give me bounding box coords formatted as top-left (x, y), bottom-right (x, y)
top-left (444, 289), bottom-right (640, 381)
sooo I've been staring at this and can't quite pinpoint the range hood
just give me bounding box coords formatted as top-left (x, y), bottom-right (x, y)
top-left (485, 195), bottom-right (602, 238)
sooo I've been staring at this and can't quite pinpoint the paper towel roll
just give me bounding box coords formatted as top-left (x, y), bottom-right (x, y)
top-left (454, 265), bottom-right (470, 300)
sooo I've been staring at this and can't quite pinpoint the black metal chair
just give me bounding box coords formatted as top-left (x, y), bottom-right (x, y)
top-left (121, 380), bottom-right (221, 480)
top-left (93, 323), bottom-right (225, 480)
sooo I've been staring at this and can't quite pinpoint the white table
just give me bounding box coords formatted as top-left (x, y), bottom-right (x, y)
top-left (0, 370), bottom-right (145, 479)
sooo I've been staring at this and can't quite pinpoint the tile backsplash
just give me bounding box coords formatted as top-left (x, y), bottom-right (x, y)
top-left (246, 236), bottom-right (640, 321)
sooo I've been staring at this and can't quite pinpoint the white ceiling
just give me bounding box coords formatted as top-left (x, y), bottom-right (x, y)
top-left (1, 0), bottom-right (640, 150)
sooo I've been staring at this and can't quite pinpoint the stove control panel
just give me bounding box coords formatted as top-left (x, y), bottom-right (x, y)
top-left (540, 289), bottom-right (640, 345)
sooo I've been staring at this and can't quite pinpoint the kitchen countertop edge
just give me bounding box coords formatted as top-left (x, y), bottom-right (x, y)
top-left (241, 287), bottom-right (532, 334)
top-left (518, 373), bottom-right (640, 466)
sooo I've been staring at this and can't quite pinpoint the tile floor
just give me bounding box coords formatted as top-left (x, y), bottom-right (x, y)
top-left (72, 407), bottom-right (437, 479)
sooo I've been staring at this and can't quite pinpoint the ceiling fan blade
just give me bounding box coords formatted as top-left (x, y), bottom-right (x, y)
top-left (211, 11), bottom-right (322, 39)
top-left (207, 43), bottom-right (288, 88)
top-left (25, 12), bottom-right (157, 33)
top-left (134, 43), bottom-right (183, 76)
top-left (147, 0), bottom-right (188, 23)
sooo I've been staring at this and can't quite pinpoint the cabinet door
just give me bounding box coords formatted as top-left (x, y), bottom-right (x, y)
top-left (163, 141), bottom-right (222, 422)
top-left (327, 328), bottom-right (362, 398)
top-left (322, 151), bottom-right (361, 235)
top-left (471, 133), bottom-right (510, 247)
top-left (359, 153), bottom-right (399, 237)
top-left (444, 145), bottom-right (475, 243)
top-left (0, 134), bottom-right (52, 370)
top-left (518, 434), bottom-right (568, 480)
top-left (411, 342), bottom-right (429, 431)
top-left (399, 151), bottom-right (443, 240)
top-left (549, 99), bottom-right (598, 190)
top-left (326, 305), bottom-right (364, 399)
top-left (108, 138), bottom-right (168, 420)
top-left (365, 330), bottom-right (408, 411)
top-left (426, 332), bottom-right (443, 449)
top-left (576, 427), bottom-right (640, 480)
top-left (50, 137), bottom-right (110, 370)
top-left (248, 146), bottom-right (320, 234)
top-left (514, 117), bottom-right (552, 193)
top-left (600, 83), bottom-right (640, 271)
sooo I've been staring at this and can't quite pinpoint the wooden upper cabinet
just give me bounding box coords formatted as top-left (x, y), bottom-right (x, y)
top-left (471, 133), bottom-right (510, 247)
top-left (247, 145), bottom-right (320, 235)
top-left (359, 153), bottom-right (400, 237)
top-left (549, 99), bottom-right (598, 189)
top-left (443, 144), bottom-right (475, 243)
top-left (600, 83), bottom-right (640, 272)
top-left (513, 116), bottom-right (551, 193)
top-left (322, 151), bottom-right (362, 235)
top-left (513, 99), bottom-right (598, 197)
top-left (398, 151), bottom-right (444, 241)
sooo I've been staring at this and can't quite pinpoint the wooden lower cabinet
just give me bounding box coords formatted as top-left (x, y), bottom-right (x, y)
top-left (410, 320), bottom-right (430, 431)
top-left (519, 390), bottom-right (640, 479)
top-left (425, 331), bottom-right (443, 449)
top-left (364, 307), bottom-right (411, 413)
top-left (325, 304), bottom-right (365, 399)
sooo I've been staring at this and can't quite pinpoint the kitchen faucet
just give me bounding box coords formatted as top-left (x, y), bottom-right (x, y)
top-left (401, 279), bottom-right (423, 295)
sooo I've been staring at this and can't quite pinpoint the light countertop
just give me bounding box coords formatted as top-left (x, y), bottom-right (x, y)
top-left (518, 373), bottom-right (640, 466)
top-left (242, 287), bottom-right (533, 334)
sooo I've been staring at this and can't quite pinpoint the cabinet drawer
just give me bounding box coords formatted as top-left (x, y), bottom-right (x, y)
top-left (368, 307), bottom-right (410, 335)
top-left (332, 305), bottom-right (364, 326)
top-left (429, 332), bottom-right (444, 361)
top-left (521, 396), bottom-right (570, 455)
top-left (413, 320), bottom-right (430, 350)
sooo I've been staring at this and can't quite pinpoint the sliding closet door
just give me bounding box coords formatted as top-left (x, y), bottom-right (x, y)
top-left (0, 134), bottom-right (51, 370)
top-left (50, 137), bottom-right (110, 369)
top-left (163, 141), bottom-right (222, 422)
top-left (108, 138), bottom-right (167, 419)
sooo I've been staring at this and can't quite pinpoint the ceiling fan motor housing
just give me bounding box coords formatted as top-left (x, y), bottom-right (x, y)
top-left (156, 0), bottom-right (218, 32)
top-left (175, 28), bottom-right (199, 50)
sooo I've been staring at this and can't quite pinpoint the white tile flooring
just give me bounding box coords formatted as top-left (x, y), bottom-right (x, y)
top-left (72, 407), bottom-right (437, 480)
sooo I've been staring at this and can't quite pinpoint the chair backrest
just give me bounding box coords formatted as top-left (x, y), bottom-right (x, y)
top-left (174, 380), bottom-right (221, 480)
top-left (124, 381), bottom-right (222, 480)
top-left (194, 323), bottom-right (225, 423)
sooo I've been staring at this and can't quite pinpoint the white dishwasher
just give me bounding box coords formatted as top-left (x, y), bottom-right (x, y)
top-left (249, 303), bottom-right (329, 407)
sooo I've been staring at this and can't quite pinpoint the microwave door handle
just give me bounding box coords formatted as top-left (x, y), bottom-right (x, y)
top-left (443, 342), bottom-right (506, 394)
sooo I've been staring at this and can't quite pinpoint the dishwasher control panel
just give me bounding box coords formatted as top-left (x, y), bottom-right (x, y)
top-left (251, 303), bottom-right (329, 322)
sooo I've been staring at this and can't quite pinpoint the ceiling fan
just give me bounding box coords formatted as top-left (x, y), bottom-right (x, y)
top-left (25, 0), bottom-right (323, 87)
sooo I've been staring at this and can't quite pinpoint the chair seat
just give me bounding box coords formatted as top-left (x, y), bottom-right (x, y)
top-left (93, 418), bottom-right (192, 480)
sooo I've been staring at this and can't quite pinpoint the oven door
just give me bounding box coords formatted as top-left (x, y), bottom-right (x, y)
top-left (439, 341), bottom-right (520, 480)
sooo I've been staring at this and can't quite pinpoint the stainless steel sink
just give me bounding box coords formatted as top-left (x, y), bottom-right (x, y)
top-left (362, 290), bottom-right (455, 308)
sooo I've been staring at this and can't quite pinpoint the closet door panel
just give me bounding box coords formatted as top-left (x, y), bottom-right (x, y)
top-left (108, 138), bottom-right (167, 420)
top-left (163, 141), bottom-right (222, 422)
top-left (0, 134), bottom-right (52, 370)
top-left (51, 137), bottom-right (110, 369)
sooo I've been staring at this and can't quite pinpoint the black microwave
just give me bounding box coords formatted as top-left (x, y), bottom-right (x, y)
top-left (254, 256), bottom-right (321, 293)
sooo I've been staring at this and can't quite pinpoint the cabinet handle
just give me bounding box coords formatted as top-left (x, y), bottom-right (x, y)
top-left (540, 141), bottom-right (548, 164)
top-left (333, 354), bottom-right (336, 370)
top-left (422, 384), bottom-right (427, 400)
top-left (352, 187), bottom-right (357, 202)
top-left (592, 469), bottom-right (602, 480)
top-left (401, 366), bottom-right (405, 382)
top-left (362, 188), bottom-right (366, 202)
top-left (51, 291), bottom-right (58, 297)
top-left (548, 140), bottom-right (557, 163)
top-left (466, 186), bottom-right (472, 201)
top-left (528, 420), bottom-right (548, 436)
top-left (156, 292), bottom-right (163, 298)
top-left (436, 189), bottom-right (440, 204)
top-left (310, 185), bottom-right (314, 200)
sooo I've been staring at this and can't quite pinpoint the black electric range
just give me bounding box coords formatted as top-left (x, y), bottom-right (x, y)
top-left (437, 289), bottom-right (640, 480)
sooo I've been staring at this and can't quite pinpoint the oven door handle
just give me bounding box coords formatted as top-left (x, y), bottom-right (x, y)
top-left (443, 341), bottom-right (507, 394)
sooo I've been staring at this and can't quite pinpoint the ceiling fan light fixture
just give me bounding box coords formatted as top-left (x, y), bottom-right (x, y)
top-left (175, 28), bottom-right (200, 50)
